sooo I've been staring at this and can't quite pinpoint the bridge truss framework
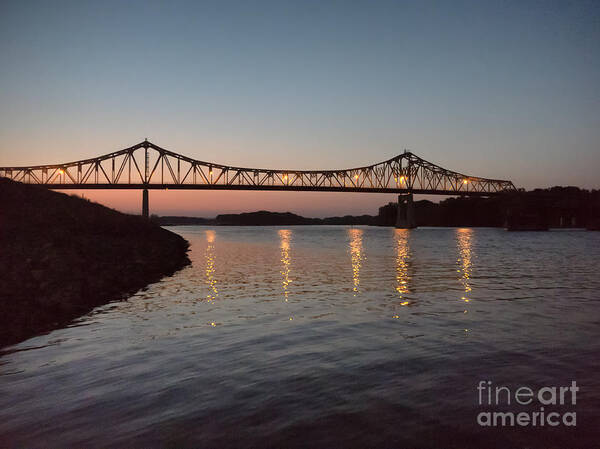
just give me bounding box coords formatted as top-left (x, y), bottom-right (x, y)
top-left (0, 140), bottom-right (515, 198)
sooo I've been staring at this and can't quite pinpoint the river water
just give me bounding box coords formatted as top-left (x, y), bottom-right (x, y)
top-left (1, 226), bottom-right (599, 448)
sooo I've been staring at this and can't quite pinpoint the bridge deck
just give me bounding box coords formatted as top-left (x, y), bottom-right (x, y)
top-left (42, 183), bottom-right (502, 196)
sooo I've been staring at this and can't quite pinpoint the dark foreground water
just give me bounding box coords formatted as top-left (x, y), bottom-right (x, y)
top-left (1, 226), bottom-right (599, 448)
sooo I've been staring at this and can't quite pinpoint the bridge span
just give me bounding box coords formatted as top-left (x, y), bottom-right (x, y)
top-left (0, 140), bottom-right (516, 228)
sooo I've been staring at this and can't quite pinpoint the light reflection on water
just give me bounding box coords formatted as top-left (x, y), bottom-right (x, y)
top-left (205, 230), bottom-right (218, 302)
top-left (395, 229), bottom-right (411, 307)
top-left (348, 228), bottom-right (363, 295)
top-left (457, 228), bottom-right (473, 304)
top-left (1, 226), bottom-right (600, 448)
top-left (279, 229), bottom-right (292, 302)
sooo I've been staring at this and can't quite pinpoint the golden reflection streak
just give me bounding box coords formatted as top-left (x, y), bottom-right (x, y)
top-left (205, 230), bottom-right (218, 301)
top-left (395, 229), bottom-right (411, 306)
top-left (456, 228), bottom-right (473, 305)
top-left (279, 229), bottom-right (292, 301)
top-left (348, 228), bottom-right (364, 295)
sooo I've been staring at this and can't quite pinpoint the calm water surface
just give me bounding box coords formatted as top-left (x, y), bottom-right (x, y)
top-left (1, 226), bottom-right (599, 448)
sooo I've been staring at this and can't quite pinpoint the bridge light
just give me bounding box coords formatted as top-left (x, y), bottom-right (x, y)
top-left (354, 174), bottom-right (359, 180)
top-left (463, 179), bottom-right (468, 184)
top-left (58, 169), bottom-right (64, 174)
top-left (399, 176), bottom-right (405, 182)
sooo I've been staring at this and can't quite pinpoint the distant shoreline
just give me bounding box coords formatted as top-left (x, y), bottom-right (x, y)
top-left (154, 211), bottom-right (376, 227)
top-left (154, 191), bottom-right (600, 230)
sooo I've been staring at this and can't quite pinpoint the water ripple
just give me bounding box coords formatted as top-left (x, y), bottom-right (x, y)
top-left (1, 226), bottom-right (599, 448)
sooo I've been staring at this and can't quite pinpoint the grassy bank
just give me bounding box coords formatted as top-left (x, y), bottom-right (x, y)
top-left (0, 178), bottom-right (190, 347)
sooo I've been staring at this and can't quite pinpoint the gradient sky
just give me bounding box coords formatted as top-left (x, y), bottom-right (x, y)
top-left (1, 0), bottom-right (598, 217)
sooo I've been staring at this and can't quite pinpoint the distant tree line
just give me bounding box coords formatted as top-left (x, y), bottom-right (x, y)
top-left (378, 187), bottom-right (600, 229)
top-left (153, 186), bottom-right (600, 229)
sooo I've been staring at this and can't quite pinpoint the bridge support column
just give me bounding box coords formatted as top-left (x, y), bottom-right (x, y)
top-left (142, 188), bottom-right (149, 219)
top-left (396, 193), bottom-right (416, 229)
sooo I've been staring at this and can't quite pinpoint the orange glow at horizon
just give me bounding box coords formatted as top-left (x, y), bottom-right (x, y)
top-left (57, 189), bottom-right (401, 218)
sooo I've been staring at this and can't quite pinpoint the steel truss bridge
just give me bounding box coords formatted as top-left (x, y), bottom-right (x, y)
top-left (0, 140), bottom-right (516, 222)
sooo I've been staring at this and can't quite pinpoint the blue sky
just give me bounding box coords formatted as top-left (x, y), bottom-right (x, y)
top-left (1, 0), bottom-right (598, 216)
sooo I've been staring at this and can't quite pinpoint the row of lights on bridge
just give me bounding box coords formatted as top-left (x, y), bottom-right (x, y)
top-left (276, 173), bottom-right (413, 184)
top-left (52, 167), bottom-right (468, 186)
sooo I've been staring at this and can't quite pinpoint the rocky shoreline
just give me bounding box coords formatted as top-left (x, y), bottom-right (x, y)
top-left (0, 178), bottom-right (190, 348)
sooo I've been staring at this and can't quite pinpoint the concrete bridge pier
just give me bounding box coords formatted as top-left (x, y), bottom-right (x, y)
top-left (396, 193), bottom-right (416, 229)
top-left (142, 188), bottom-right (149, 219)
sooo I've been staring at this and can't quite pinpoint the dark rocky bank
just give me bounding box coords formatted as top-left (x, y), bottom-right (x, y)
top-left (0, 178), bottom-right (190, 347)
